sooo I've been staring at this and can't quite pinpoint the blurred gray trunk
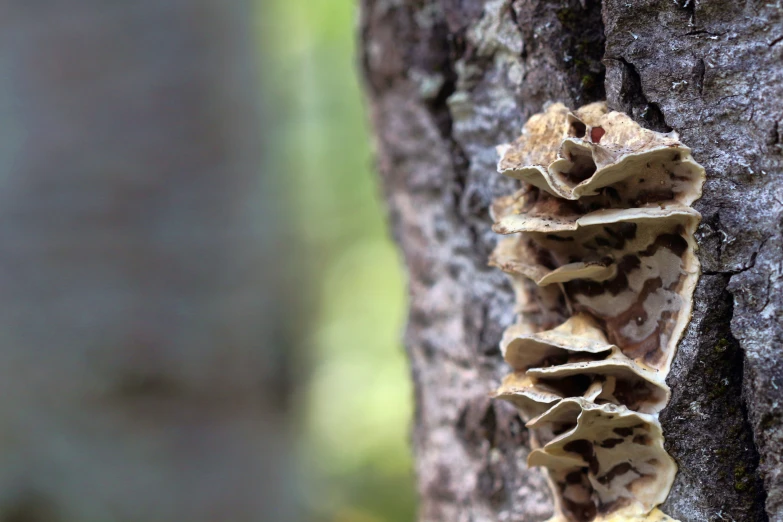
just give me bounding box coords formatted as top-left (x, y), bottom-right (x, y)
top-left (0, 2), bottom-right (295, 521)
top-left (360, 1), bottom-right (782, 521)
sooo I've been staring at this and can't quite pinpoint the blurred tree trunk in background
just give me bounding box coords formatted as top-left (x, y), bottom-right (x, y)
top-left (0, 2), bottom-right (295, 521)
top-left (361, 1), bottom-right (782, 521)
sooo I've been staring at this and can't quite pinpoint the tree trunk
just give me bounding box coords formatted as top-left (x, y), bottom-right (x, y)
top-left (0, 2), bottom-right (296, 521)
top-left (360, 1), bottom-right (782, 521)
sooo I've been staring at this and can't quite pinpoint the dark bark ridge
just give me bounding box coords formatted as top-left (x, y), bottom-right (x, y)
top-left (361, 0), bottom-right (781, 520)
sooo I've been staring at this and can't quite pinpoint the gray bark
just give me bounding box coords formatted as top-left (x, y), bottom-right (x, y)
top-left (0, 2), bottom-right (296, 521)
top-left (360, 1), bottom-right (782, 521)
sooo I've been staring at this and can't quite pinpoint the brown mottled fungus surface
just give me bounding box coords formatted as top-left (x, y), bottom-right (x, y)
top-left (491, 102), bottom-right (705, 522)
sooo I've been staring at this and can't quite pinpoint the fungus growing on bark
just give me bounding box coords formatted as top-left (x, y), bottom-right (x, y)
top-left (490, 102), bottom-right (705, 522)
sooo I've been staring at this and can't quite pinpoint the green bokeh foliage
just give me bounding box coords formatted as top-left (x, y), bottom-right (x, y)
top-left (260, 1), bottom-right (416, 521)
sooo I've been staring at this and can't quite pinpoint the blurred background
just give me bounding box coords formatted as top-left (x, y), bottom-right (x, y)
top-left (262, 1), bottom-right (416, 521)
top-left (0, 1), bottom-right (413, 521)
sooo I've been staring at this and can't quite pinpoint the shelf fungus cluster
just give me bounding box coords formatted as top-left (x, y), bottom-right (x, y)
top-left (490, 102), bottom-right (705, 522)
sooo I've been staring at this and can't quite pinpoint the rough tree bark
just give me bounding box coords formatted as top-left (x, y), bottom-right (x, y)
top-left (361, 1), bottom-right (782, 521)
top-left (0, 2), bottom-right (296, 521)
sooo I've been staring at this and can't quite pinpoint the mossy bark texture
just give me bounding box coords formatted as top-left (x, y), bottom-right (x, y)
top-left (360, 1), bottom-right (782, 520)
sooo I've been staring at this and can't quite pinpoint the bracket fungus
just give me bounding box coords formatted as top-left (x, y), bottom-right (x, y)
top-left (490, 102), bottom-right (705, 522)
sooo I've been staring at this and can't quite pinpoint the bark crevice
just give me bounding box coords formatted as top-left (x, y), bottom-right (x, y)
top-left (604, 56), bottom-right (672, 132)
